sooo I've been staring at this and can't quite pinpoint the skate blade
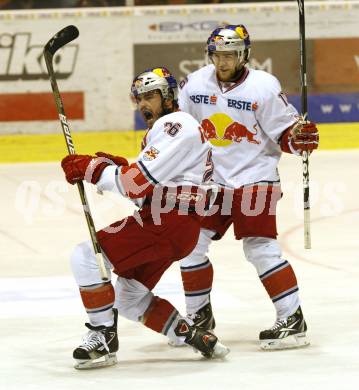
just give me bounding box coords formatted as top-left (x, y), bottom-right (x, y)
top-left (260, 332), bottom-right (310, 351)
top-left (74, 353), bottom-right (118, 370)
top-left (212, 341), bottom-right (230, 358)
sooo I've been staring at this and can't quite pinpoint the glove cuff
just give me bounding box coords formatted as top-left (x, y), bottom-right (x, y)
top-left (84, 159), bottom-right (111, 184)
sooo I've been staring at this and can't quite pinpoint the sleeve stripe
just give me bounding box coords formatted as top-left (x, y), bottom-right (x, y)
top-left (115, 166), bottom-right (125, 195)
top-left (138, 160), bottom-right (159, 185)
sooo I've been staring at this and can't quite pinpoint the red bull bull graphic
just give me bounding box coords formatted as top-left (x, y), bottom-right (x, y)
top-left (201, 113), bottom-right (260, 147)
top-left (201, 118), bottom-right (218, 140)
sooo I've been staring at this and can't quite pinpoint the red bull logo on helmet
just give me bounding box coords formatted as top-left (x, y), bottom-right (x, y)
top-left (235, 25), bottom-right (249, 40)
top-left (213, 35), bottom-right (225, 47)
top-left (152, 67), bottom-right (170, 77)
top-left (201, 113), bottom-right (260, 147)
top-left (135, 79), bottom-right (143, 88)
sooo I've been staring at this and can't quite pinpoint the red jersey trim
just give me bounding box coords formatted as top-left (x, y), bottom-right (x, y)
top-left (119, 162), bottom-right (154, 198)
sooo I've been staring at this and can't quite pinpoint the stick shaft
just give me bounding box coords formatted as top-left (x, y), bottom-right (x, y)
top-left (44, 42), bottom-right (108, 280)
top-left (297, 0), bottom-right (311, 249)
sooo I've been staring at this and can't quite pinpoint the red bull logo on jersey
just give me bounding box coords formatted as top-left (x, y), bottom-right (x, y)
top-left (201, 113), bottom-right (260, 147)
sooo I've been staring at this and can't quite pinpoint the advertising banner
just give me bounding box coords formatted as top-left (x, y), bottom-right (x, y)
top-left (289, 92), bottom-right (359, 123)
top-left (134, 40), bottom-right (311, 94)
top-left (0, 2), bottom-right (358, 134)
top-left (0, 8), bottom-right (134, 134)
top-left (132, 1), bottom-right (359, 44)
top-left (314, 38), bottom-right (359, 89)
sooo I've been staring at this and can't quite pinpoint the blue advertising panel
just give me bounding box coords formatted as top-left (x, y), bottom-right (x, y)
top-left (288, 93), bottom-right (359, 123)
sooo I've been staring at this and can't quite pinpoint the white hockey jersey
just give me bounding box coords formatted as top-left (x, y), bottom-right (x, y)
top-left (137, 111), bottom-right (212, 188)
top-left (178, 64), bottom-right (299, 188)
top-left (97, 111), bottom-right (213, 199)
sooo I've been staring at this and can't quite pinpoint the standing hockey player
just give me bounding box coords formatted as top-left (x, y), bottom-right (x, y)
top-left (175, 25), bottom-right (319, 350)
top-left (61, 67), bottom-right (229, 369)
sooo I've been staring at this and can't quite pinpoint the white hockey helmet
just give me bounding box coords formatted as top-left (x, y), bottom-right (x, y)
top-left (207, 24), bottom-right (251, 65)
top-left (131, 67), bottom-right (178, 100)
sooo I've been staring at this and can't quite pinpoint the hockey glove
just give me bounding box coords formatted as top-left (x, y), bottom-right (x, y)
top-left (280, 119), bottom-right (319, 155)
top-left (95, 152), bottom-right (129, 167)
top-left (62, 152), bottom-right (129, 185)
top-left (61, 154), bottom-right (106, 185)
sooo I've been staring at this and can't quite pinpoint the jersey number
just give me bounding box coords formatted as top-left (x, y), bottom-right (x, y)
top-left (164, 122), bottom-right (182, 137)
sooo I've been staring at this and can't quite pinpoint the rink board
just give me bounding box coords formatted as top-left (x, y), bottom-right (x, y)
top-left (1, 122), bottom-right (359, 163)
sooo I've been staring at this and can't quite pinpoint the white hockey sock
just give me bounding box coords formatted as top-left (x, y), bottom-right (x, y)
top-left (88, 308), bottom-right (114, 328)
top-left (274, 293), bottom-right (301, 320)
top-left (185, 295), bottom-right (210, 315)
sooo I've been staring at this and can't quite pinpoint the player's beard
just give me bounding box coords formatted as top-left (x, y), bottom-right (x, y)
top-left (162, 101), bottom-right (174, 117)
top-left (141, 100), bottom-right (173, 129)
top-left (216, 63), bottom-right (245, 83)
top-left (216, 67), bottom-right (237, 82)
top-left (142, 105), bottom-right (165, 129)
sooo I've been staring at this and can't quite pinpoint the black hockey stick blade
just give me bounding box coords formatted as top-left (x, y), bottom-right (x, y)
top-left (44, 25), bottom-right (79, 56)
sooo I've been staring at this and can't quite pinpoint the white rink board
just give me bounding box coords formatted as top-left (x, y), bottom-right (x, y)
top-left (132, 1), bottom-right (359, 43)
top-left (0, 1), bottom-right (358, 134)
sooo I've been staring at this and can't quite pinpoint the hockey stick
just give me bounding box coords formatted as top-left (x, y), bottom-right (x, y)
top-left (43, 25), bottom-right (108, 280)
top-left (297, 0), bottom-right (311, 249)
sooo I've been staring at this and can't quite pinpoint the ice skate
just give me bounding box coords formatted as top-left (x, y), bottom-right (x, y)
top-left (168, 302), bottom-right (216, 347)
top-left (73, 309), bottom-right (119, 369)
top-left (174, 318), bottom-right (229, 359)
top-left (259, 306), bottom-right (310, 350)
top-left (187, 301), bottom-right (216, 331)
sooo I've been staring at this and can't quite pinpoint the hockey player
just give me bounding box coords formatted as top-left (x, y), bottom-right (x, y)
top-left (61, 67), bottom-right (229, 369)
top-left (174, 25), bottom-right (319, 350)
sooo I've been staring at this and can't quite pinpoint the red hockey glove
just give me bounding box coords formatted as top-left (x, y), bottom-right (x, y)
top-left (95, 152), bottom-right (129, 167)
top-left (280, 119), bottom-right (319, 155)
top-left (61, 154), bottom-right (109, 185)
